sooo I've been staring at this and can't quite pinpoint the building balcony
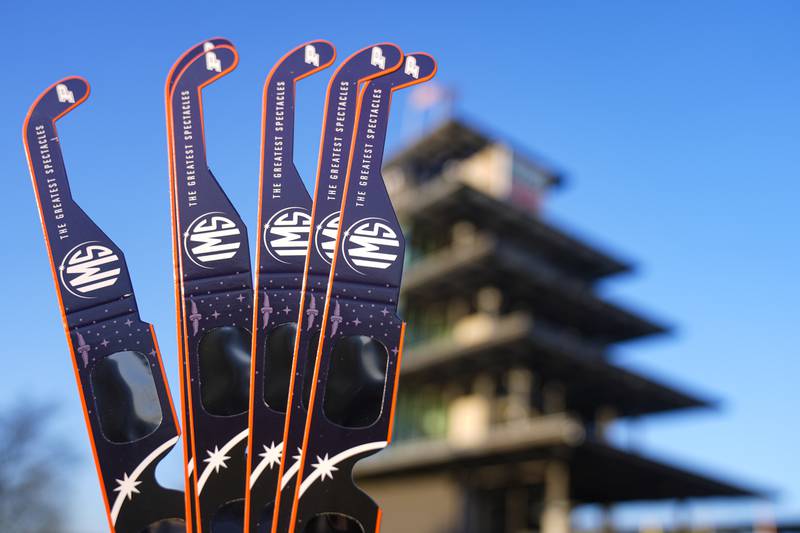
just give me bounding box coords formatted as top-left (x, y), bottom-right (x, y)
top-left (400, 311), bottom-right (708, 419)
top-left (356, 413), bottom-right (757, 504)
top-left (391, 173), bottom-right (631, 283)
top-left (402, 231), bottom-right (665, 344)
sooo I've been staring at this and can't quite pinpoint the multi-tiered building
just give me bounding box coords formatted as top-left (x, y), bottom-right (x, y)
top-left (355, 119), bottom-right (755, 533)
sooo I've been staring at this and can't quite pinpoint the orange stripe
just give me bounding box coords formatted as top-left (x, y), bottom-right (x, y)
top-left (244, 40), bottom-right (336, 533)
top-left (287, 80), bottom-right (370, 533)
top-left (168, 44), bottom-right (239, 533)
top-left (287, 46), bottom-right (405, 531)
top-left (151, 325), bottom-right (180, 432)
top-left (386, 322), bottom-right (406, 444)
top-left (22, 78), bottom-right (117, 533)
top-left (165, 42), bottom-right (201, 531)
top-left (270, 42), bottom-right (357, 533)
top-left (289, 51), bottom-right (436, 532)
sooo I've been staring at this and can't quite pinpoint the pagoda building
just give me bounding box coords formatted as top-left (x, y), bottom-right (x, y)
top-left (354, 119), bottom-right (755, 533)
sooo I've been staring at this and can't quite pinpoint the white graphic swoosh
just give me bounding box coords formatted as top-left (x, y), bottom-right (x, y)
top-left (197, 429), bottom-right (248, 494)
top-left (110, 436), bottom-right (180, 524)
top-left (298, 441), bottom-right (386, 498)
top-left (249, 441), bottom-right (284, 489)
top-left (280, 457), bottom-right (302, 491)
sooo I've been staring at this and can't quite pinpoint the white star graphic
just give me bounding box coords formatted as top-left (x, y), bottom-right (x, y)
top-left (124, 319), bottom-right (133, 327)
top-left (113, 472), bottom-right (142, 501)
top-left (293, 447), bottom-right (303, 462)
top-left (352, 317), bottom-right (362, 327)
top-left (236, 294), bottom-right (245, 303)
top-left (311, 454), bottom-right (338, 482)
top-left (211, 310), bottom-right (221, 319)
top-left (100, 339), bottom-right (110, 347)
top-left (381, 307), bottom-right (390, 316)
top-left (204, 446), bottom-right (231, 474)
top-left (259, 442), bottom-right (283, 470)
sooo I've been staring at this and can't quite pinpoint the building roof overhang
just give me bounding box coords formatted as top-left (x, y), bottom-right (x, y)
top-left (385, 118), bottom-right (565, 189)
top-left (403, 232), bottom-right (665, 343)
top-left (395, 177), bottom-right (631, 282)
top-left (570, 440), bottom-right (759, 502)
top-left (402, 312), bottom-right (708, 418)
top-left (355, 416), bottom-right (758, 503)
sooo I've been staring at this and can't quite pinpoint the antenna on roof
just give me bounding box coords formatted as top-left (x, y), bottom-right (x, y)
top-left (401, 81), bottom-right (457, 141)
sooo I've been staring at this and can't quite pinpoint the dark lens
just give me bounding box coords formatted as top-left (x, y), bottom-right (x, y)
top-left (91, 350), bottom-right (163, 443)
top-left (323, 336), bottom-right (388, 428)
top-left (263, 323), bottom-right (297, 412)
top-left (139, 519), bottom-right (185, 533)
top-left (302, 332), bottom-right (321, 408)
top-left (304, 513), bottom-right (364, 533)
top-left (256, 501), bottom-right (275, 533)
top-left (211, 498), bottom-right (244, 533)
top-left (198, 327), bottom-right (252, 416)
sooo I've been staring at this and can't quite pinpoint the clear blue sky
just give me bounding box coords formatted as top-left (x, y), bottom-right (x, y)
top-left (2, 1), bottom-right (798, 531)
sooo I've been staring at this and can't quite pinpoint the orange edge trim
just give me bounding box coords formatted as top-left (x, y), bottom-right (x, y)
top-left (290, 51), bottom-right (440, 532)
top-left (165, 40), bottom-right (208, 532)
top-left (22, 78), bottom-right (117, 533)
top-left (279, 45), bottom-right (402, 532)
top-left (168, 43), bottom-right (239, 533)
top-left (244, 39), bottom-right (336, 533)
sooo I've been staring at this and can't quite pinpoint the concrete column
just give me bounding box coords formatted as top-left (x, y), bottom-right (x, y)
top-left (601, 505), bottom-right (614, 533)
top-left (541, 460), bottom-right (570, 533)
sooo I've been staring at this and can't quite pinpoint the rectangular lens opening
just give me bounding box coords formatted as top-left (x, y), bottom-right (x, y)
top-left (322, 335), bottom-right (388, 428)
top-left (303, 513), bottom-right (364, 533)
top-left (263, 322), bottom-right (297, 412)
top-left (91, 350), bottom-right (163, 444)
top-left (198, 326), bottom-right (251, 416)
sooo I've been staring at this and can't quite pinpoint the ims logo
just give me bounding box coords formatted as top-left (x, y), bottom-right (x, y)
top-left (183, 212), bottom-right (242, 268)
top-left (264, 206), bottom-right (311, 264)
top-left (304, 44), bottom-right (320, 67)
top-left (59, 241), bottom-right (121, 298)
top-left (56, 83), bottom-right (75, 104)
top-left (314, 211), bottom-right (340, 264)
top-left (203, 42), bottom-right (222, 72)
top-left (371, 46), bottom-right (387, 69)
top-left (342, 217), bottom-right (400, 275)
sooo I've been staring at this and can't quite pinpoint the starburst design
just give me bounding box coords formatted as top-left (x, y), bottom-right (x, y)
top-left (352, 317), bottom-right (362, 327)
top-left (204, 446), bottom-right (231, 474)
top-left (293, 447), bottom-right (303, 462)
top-left (211, 310), bottom-right (221, 319)
top-left (259, 441), bottom-right (283, 470)
top-left (114, 472), bottom-right (142, 501)
top-left (311, 454), bottom-right (338, 482)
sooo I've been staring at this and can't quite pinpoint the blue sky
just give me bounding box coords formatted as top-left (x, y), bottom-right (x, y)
top-left (2, 1), bottom-right (798, 530)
